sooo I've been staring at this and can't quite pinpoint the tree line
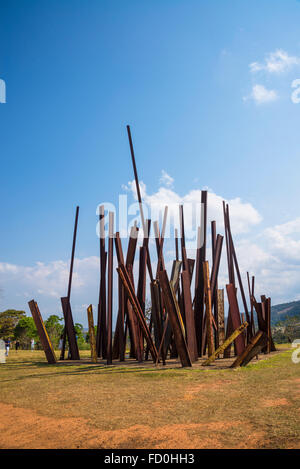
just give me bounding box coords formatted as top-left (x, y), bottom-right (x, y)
top-left (0, 309), bottom-right (91, 350)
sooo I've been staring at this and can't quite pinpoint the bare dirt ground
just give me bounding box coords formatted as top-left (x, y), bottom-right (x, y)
top-left (0, 346), bottom-right (299, 449)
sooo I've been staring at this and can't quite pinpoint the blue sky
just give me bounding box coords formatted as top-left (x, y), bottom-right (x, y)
top-left (1, 0), bottom-right (300, 324)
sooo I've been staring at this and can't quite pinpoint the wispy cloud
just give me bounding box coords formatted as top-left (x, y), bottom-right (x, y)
top-left (159, 170), bottom-right (174, 188)
top-left (244, 84), bottom-right (278, 105)
top-left (250, 49), bottom-right (300, 74)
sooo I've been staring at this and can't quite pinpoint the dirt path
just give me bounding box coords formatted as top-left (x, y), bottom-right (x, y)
top-left (0, 402), bottom-right (252, 449)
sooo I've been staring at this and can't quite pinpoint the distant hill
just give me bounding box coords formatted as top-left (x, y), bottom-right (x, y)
top-left (271, 300), bottom-right (300, 325)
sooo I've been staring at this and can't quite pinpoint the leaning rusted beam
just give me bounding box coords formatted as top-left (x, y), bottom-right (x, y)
top-left (126, 125), bottom-right (154, 282)
top-left (117, 264), bottom-right (158, 363)
top-left (230, 330), bottom-right (265, 368)
top-left (28, 300), bottom-right (56, 364)
top-left (87, 304), bottom-right (97, 363)
top-left (125, 225), bottom-right (140, 359)
top-left (162, 260), bottom-right (182, 357)
top-left (60, 206), bottom-right (79, 360)
top-left (61, 297), bottom-right (80, 360)
top-left (158, 270), bottom-right (192, 367)
top-left (210, 235), bottom-right (224, 308)
top-left (202, 322), bottom-right (248, 366)
top-left (112, 232), bottom-right (126, 360)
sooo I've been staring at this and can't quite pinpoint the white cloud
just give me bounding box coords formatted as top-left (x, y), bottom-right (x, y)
top-left (159, 170), bottom-right (174, 187)
top-left (250, 49), bottom-right (300, 74)
top-left (245, 84), bottom-right (278, 105)
top-left (124, 179), bottom-right (262, 239)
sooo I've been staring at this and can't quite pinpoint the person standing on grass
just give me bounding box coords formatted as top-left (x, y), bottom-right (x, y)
top-left (15, 341), bottom-right (20, 351)
top-left (4, 338), bottom-right (11, 357)
top-left (31, 338), bottom-right (35, 351)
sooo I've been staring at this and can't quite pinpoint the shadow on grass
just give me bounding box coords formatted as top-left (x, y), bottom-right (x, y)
top-left (0, 350), bottom-right (290, 385)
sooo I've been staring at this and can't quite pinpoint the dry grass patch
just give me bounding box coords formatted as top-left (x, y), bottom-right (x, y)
top-left (0, 347), bottom-right (299, 448)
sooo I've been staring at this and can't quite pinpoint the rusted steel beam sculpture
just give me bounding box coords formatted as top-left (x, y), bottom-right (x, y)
top-left (61, 296), bottom-right (80, 360)
top-left (60, 205), bottom-right (79, 360)
top-left (87, 304), bottom-right (97, 363)
top-left (158, 269), bottom-right (192, 367)
top-left (225, 284), bottom-right (245, 356)
top-left (202, 322), bottom-right (248, 366)
top-left (117, 263), bottom-right (158, 363)
top-left (231, 331), bottom-right (268, 368)
top-left (127, 125), bottom-right (153, 282)
top-left (203, 261), bottom-right (215, 357)
top-left (112, 232), bottom-right (126, 360)
top-left (28, 300), bottom-right (57, 364)
top-left (194, 191), bottom-right (207, 356)
top-left (226, 205), bottom-right (251, 338)
top-left (217, 289), bottom-right (225, 355)
top-left (96, 205), bottom-right (107, 359)
top-left (107, 212), bottom-right (114, 365)
top-left (181, 269), bottom-right (198, 362)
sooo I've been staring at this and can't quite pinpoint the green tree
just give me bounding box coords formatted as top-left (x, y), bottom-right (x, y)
top-left (74, 323), bottom-right (89, 350)
top-left (0, 309), bottom-right (26, 339)
top-left (45, 315), bottom-right (64, 349)
top-left (14, 317), bottom-right (38, 349)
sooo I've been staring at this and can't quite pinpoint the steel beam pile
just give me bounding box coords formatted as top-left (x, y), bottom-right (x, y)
top-left (30, 126), bottom-right (276, 368)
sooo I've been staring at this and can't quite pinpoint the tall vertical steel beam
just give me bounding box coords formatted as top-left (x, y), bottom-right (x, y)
top-left (60, 206), bottom-right (79, 360)
top-left (106, 212), bottom-right (114, 365)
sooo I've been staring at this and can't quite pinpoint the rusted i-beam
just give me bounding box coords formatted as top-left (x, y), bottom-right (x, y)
top-left (117, 263), bottom-right (158, 363)
top-left (28, 300), bottom-right (57, 364)
top-left (60, 206), bottom-right (79, 360)
top-left (202, 322), bottom-right (248, 366)
top-left (96, 205), bottom-right (107, 359)
top-left (87, 304), bottom-right (97, 363)
top-left (158, 269), bottom-right (192, 367)
top-left (126, 125), bottom-right (154, 282)
top-left (107, 212), bottom-right (114, 365)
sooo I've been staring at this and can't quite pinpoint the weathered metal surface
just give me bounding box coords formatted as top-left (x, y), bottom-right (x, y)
top-left (127, 125), bottom-right (154, 282)
top-left (61, 297), bottom-right (80, 360)
top-left (203, 261), bottom-right (215, 357)
top-left (226, 205), bottom-right (250, 333)
top-left (60, 206), bottom-right (79, 360)
top-left (162, 260), bottom-right (182, 357)
top-left (117, 263), bottom-right (158, 363)
top-left (158, 270), bottom-right (192, 368)
top-left (202, 322), bottom-right (248, 366)
top-left (194, 191), bottom-right (207, 356)
top-left (106, 212), bottom-right (114, 365)
top-left (226, 284), bottom-right (245, 356)
top-left (96, 205), bottom-right (107, 359)
top-left (112, 232), bottom-right (126, 360)
top-left (150, 280), bottom-right (163, 350)
top-left (217, 289), bottom-right (225, 355)
top-left (230, 330), bottom-right (265, 368)
top-left (87, 304), bottom-right (97, 363)
top-left (28, 300), bottom-right (57, 364)
top-left (137, 245), bottom-right (147, 355)
top-left (181, 270), bottom-right (198, 362)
